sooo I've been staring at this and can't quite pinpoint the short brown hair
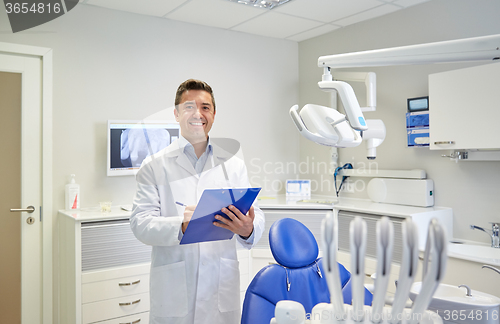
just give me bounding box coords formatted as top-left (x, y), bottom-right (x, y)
top-left (175, 79), bottom-right (216, 111)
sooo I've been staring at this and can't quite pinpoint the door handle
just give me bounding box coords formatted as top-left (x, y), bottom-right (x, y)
top-left (10, 206), bottom-right (35, 213)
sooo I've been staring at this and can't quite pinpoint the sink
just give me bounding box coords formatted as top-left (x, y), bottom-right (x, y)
top-left (447, 243), bottom-right (500, 266)
top-left (410, 282), bottom-right (500, 324)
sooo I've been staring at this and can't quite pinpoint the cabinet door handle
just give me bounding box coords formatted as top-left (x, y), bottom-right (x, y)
top-left (119, 298), bottom-right (141, 306)
top-left (119, 279), bottom-right (141, 286)
top-left (119, 319), bottom-right (141, 324)
top-left (434, 141), bottom-right (455, 145)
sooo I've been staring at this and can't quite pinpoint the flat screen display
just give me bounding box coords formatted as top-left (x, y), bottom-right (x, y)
top-left (107, 120), bottom-right (180, 176)
top-left (407, 96), bottom-right (429, 112)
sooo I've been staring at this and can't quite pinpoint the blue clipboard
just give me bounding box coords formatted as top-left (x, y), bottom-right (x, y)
top-left (180, 187), bottom-right (261, 245)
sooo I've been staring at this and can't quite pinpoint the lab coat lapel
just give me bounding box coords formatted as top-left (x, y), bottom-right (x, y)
top-left (211, 142), bottom-right (234, 166)
top-left (164, 139), bottom-right (198, 177)
top-left (165, 138), bottom-right (237, 179)
top-left (176, 153), bottom-right (197, 177)
top-left (199, 141), bottom-right (231, 174)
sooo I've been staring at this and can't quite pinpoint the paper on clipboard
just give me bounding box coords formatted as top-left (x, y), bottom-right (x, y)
top-left (180, 187), bottom-right (261, 245)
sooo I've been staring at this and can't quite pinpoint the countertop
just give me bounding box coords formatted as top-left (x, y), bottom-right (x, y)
top-left (257, 195), bottom-right (337, 210)
top-left (59, 207), bottom-right (132, 222)
top-left (447, 240), bottom-right (500, 267)
top-left (60, 196), bottom-right (452, 221)
top-left (258, 195), bottom-right (452, 217)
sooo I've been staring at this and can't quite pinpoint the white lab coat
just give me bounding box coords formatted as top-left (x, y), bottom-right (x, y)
top-left (130, 139), bottom-right (265, 324)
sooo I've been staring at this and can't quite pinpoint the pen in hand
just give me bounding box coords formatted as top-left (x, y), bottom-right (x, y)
top-left (176, 201), bottom-right (187, 207)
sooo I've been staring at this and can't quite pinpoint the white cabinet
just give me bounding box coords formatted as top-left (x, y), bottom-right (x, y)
top-left (58, 209), bottom-right (151, 324)
top-left (81, 266), bottom-right (150, 324)
top-left (59, 208), bottom-right (252, 323)
top-left (429, 62), bottom-right (500, 150)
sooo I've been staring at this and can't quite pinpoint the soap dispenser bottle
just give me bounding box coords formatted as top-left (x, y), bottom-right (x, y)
top-left (65, 174), bottom-right (80, 210)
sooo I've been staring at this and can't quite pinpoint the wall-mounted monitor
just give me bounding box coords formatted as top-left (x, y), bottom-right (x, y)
top-left (407, 96), bottom-right (429, 112)
top-left (107, 120), bottom-right (180, 176)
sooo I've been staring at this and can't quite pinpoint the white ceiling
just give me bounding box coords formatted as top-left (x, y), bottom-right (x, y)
top-left (80, 0), bottom-right (430, 42)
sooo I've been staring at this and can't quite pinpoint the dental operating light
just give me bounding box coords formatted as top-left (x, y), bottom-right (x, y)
top-left (291, 34), bottom-right (500, 153)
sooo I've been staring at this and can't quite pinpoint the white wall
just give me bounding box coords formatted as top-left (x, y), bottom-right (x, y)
top-left (298, 0), bottom-right (500, 243)
top-left (0, 4), bottom-right (299, 205)
top-left (0, 5), bottom-right (299, 321)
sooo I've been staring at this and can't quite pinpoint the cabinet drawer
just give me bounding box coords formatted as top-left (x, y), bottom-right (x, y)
top-left (82, 273), bottom-right (149, 304)
top-left (81, 219), bottom-right (151, 271)
top-left (82, 263), bottom-right (150, 283)
top-left (97, 311), bottom-right (149, 324)
top-left (82, 292), bottom-right (150, 324)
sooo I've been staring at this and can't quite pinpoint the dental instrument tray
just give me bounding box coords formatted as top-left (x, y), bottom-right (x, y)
top-left (180, 187), bottom-right (261, 245)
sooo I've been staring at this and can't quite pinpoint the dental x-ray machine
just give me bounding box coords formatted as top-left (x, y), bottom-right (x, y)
top-left (290, 34), bottom-right (500, 159)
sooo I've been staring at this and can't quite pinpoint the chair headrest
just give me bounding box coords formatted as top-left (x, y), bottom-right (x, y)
top-left (269, 218), bottom-right (319, 268)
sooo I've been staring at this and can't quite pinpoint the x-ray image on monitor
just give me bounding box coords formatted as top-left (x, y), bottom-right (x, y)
top-left (107, 120), bottom-right (180, 176)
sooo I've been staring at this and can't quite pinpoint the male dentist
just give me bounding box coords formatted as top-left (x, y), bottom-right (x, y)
top-left (130, 79), bottom-right (265, 324)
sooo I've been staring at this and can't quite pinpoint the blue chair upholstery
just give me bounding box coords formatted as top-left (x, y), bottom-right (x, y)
top-left (341, 279), bottom-right (374, 306)
top-left (241, 218), bottom-right (372, 324)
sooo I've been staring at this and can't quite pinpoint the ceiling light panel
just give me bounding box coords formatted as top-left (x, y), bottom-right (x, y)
top-left (226, 0), bottom-right (294, 10)
top-left (86, 0), bottom-right (188, 17)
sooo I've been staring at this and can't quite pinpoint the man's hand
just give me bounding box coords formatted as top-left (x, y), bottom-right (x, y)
top-left (213, 205), bottom-right (255, 239)
top-left (181, 205), bottom-right (196, 234)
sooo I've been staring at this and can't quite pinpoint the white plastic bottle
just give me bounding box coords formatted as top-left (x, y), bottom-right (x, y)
top-left (65, 174), bottom-right (80, 210)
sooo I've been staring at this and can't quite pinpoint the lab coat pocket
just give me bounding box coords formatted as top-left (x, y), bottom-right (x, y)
top-left (218, 257), bottom-right (240, 313)
top-left (150, 261), bottom-right (188, 318)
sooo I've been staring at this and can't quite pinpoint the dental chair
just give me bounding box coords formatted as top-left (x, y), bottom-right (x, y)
top-left (241, 218), bottom-right (373, 324)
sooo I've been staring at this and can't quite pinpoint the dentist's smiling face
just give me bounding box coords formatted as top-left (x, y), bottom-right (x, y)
top-left (174, 89), bottom-right (216, 143)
